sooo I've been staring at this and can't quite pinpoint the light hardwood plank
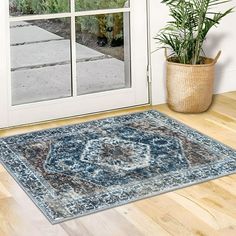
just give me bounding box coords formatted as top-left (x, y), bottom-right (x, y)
top-left (115, 205), bottom-right (172, 236)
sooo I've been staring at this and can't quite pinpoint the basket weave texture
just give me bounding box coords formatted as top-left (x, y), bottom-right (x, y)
top-left (166, 52), bottom-right (221, 113)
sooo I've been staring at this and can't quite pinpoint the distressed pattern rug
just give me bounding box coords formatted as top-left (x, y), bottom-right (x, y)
top-left (0, 110), bottom-right (236, 224)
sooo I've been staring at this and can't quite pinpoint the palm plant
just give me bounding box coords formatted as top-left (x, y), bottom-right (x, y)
top-left (155, 0), bottom-right (234, 64)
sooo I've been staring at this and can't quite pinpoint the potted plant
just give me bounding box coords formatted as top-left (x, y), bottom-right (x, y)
top-left (155, 0), bottom-right (234, 113)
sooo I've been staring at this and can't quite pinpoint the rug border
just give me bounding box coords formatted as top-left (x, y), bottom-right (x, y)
top-left (0, 110), bottom-right (236, 224)
top-left (53, 169), bottom-right (236, 224)
top-left (1, 154), bottom-right (236, 225)
top-left (147, 110), bottom-right (236, 155)
top-left (1, 109), bottom-right (236, 155)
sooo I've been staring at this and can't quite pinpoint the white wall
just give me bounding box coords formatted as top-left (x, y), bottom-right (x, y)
top-left (149, 0), bottom-right (236, 105)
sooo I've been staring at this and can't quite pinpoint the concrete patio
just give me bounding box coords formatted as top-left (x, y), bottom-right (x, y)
top-left (10, 21), bottom-right (127, 105)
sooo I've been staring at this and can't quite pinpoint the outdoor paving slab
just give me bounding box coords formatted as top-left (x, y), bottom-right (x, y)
top-left (11, 58), bottom-right (126, 105)
top-left (12, 64), bottom-right (72, 105)
top-left (11, 40), bottom-right (104, 69)
top-left (77, 58), bottom-right (126, 95)
top-left (10, 25), bottom-right (62, 45)
top-left (10, 21), bottom-right (30, 27)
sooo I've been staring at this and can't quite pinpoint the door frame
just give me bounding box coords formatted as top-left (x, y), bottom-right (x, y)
top-left (0, 0), bottom-right (10, 128)
top-left (0, 0), bottom-right (151, 128)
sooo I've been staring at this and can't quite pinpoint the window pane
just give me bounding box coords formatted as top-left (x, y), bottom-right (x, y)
top-left (75, 12), bottom-right (131, 95)
top-left (10, 18), bottom-right (72, 105)
top-left (75, 0), bottom-right (129, 11)
top-left (9, 0), bottom-right (70, 16)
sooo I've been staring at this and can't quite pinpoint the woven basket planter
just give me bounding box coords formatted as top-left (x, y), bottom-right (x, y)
top-left (166, 51), bottom-right (221, 113)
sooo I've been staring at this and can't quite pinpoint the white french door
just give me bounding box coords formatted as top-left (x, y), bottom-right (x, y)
top-left (0, 0), bottom-right (149, 128)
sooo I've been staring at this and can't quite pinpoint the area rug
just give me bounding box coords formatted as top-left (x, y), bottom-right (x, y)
top-left (0, 110), bottom-right (236, 224)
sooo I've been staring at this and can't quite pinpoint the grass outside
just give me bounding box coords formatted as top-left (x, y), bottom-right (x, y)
top-left (10, 0), bottom-right (128, 60)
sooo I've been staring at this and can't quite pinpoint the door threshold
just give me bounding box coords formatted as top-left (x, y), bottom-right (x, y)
top-left (0, 104), bottom-right (152, 136)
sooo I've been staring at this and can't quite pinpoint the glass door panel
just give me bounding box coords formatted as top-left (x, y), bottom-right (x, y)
top-left (10, 18), bottom-right (72, 105)
top-left (1, 0), bottom-right (148, 128)
top-left (75, 12), bottom-right (131, 95)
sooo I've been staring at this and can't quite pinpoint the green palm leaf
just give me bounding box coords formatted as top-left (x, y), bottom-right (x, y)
top-left (155, 0), bottom-right (234, 64)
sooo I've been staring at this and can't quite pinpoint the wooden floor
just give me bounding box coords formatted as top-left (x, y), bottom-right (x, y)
top-left (1, 91), bottom-right (236, 236)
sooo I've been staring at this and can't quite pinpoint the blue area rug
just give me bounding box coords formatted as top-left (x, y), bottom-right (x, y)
top-left (0, 110), bottom-right (236, 224)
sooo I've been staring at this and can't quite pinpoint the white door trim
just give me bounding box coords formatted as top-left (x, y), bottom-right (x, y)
top-left (0, 0), bottom-right (10, 128)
